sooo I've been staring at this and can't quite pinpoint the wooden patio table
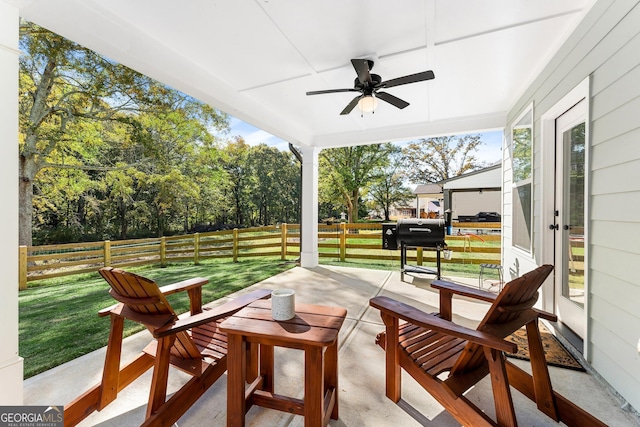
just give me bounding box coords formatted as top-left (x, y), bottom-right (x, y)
top-left (219, 299), bottom-right (347, 427)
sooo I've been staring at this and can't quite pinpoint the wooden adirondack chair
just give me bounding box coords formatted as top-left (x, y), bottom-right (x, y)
top-left (370, 264), bottom-right (606, 427)
top-left (64, 267), bottom-right (271, 427)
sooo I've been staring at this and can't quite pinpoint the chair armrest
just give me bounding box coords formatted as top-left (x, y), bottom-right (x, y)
top-left (370, 296), bottom-right (516, 353)
top-left (431, 279), bottom-right (496, 320)
top-left (431, 279), bottom-right (497, 303)
top-left (159, 277), bottom-right (209, 295)
top-left (534, 308), bottom-right (558, 322)
top-left (160, 277), bottom-right (209, 315)
top-left (98, 303), bottom-right (121, 317)
top-left (153, 288), bottom-right (272, 338)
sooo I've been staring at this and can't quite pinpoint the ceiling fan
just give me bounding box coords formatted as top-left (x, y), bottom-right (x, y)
top-left (306, 58), bottom-right (435, 115)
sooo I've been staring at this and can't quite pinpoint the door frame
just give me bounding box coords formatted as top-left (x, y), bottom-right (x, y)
top-left (554, 100), bottom-right (587, 339)
top-left (540, 76), bottom-right (591, 357)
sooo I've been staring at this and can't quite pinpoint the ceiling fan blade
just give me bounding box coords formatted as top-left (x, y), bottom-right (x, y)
top-left (376, 91), bottom-right (410, 109)
top-left (306, 88), bottom-right (359, 96)
top-left (351, 59), bottom-right (373, 85)
top-left (340, 95), bottom-right (362, 115)
top-left (381, 70), bottom-right (435, 88)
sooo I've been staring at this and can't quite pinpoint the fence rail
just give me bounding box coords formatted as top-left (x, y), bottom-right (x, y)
top-left (18, 221), bottom-right (501, 289)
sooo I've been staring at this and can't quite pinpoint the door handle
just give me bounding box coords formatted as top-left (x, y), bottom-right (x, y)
top-left (549, 224), bottom-right (559, 230)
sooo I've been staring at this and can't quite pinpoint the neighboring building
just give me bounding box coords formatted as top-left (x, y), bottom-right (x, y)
top-left (388, 204), bottom-right (415, 220)
top-left (387, 198), bottom-right (441, 221)
top-left (413, 183), bottom-right (443, 218)
top-left (413, 164), bottom-right (502, 222)
top-left (440, 163), bottom-right (502, 221)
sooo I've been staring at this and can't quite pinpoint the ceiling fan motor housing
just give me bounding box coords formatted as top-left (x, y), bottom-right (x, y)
top-left (355, 74), bottom-right (382, 94)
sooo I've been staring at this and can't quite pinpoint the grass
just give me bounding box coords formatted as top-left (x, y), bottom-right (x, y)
top-left (19, 258), bottom-right (296, 379)
top-left (19, 253), bottom-right (500, 379)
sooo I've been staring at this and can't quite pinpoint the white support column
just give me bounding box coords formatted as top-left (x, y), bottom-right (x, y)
top-left (0, 1), bottom-right (23, 405)
top-left (299, 146), bottom-right (319, 268)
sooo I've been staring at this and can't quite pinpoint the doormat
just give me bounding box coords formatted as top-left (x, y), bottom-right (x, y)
top-left (505, 322), bottom-right (585, 371)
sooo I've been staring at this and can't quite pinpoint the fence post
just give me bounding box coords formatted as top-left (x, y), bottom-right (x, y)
top-left (194, 233), bottom-right (200, 265)
top-left (160, 236), bottom-right (167, 267)
top-left (281, 223), bottom-right (288, 261)
top-left (417, 247), bottom-right (423, 266)
top-left (104, 240), bottom-right (111, 267)
top-left (19, 246), bottom-right (27, 290)
top-left (339, 223), bottom-right (347, 262)
top-left (233, 228), bottom-right (239, 262)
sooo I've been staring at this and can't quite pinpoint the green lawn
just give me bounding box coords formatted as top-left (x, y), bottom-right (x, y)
top-left (19, 258), bottom-right (296, 378)
top-left (19, 254), bottom-right (499, 379)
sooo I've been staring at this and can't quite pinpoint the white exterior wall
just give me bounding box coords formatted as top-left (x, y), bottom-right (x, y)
top-left (504, 0), bottom-right (640, 411)
top-left (0, 1), bottom-right (24, 404)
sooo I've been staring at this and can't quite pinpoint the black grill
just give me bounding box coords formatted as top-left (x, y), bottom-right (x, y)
top-left (382, 218), bottom-right (447, 279)
top-left (396, 218), bottom-right (446, 248)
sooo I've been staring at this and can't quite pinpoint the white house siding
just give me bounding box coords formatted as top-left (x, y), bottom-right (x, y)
top-left (504, 0), bottom-right (640, 411)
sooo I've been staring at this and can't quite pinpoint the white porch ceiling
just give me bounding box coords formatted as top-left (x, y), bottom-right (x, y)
top-left (10, 0), bottom-right (594, 148)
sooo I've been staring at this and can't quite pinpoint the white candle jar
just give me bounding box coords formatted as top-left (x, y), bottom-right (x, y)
top-left (271, 289), bottom-right (295, 321)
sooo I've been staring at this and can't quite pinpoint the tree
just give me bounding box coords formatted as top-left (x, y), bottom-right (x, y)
top-left (401, 134), bottom-right (486, 183)
top-left (19, 21), bottom-right (137, 244)
top-left (220, 138), bottom-right (253, 225)
top-left (247, 144), bottom-right (300, 225)
top-left (319, 144), bottom-right (395, 222)
top-left (368, 149), bottom-right (414, 221)
top-left (18, 21), bottom-right (228, 244)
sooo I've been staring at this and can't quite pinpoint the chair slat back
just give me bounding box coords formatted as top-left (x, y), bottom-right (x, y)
top-left (99, 267), bottom-right (203, 360)
top-left (450, 264), bottom-right (553, 375)
top-left (100, 267), bottom-right (175, 317)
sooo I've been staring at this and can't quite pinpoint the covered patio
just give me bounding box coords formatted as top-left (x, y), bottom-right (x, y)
top-left (3, 0), bottom-right (640, 423)
top-left (24, 265), bottom-right (634, 426)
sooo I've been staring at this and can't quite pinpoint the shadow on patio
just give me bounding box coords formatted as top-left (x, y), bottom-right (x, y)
top-left (24, 265), bottom-right (636, 426)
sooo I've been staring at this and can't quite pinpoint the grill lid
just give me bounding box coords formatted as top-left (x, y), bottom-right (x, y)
top-left (396, 218), bottom-right (445, 247)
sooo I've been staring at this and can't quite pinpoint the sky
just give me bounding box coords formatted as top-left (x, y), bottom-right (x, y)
top-left (227, 116), bottom-right (504, 166)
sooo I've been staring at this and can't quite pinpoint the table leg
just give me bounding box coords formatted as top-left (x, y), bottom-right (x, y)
top-left (325, 341), bottom-right (339, 420)
top-left (246, 342), bottom-right (259, 382)
top-left (227, 333), bottom-right (246, 427)
top-left (304, 345), bottom-right (324, 427)
top-left (260, 344), bottom-right (274, 393)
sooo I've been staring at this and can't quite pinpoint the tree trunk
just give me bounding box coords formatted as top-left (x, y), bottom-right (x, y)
top-left (350, 189), bottom-right (359, 223)
top-left (117, 201), bottom-right (127, 239)
top-left (19, 58), bottom-right (57, 246)
top-left (18, 172), bottom-right (34, 246)
top-left (18, 152), bottom-right (39, 246)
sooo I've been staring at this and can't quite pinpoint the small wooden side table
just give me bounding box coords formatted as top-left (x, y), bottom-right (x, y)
top-left (219, 299), bottom-right (347, 427)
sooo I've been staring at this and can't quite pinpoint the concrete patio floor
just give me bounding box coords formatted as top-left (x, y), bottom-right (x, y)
top-left (24, 265), bottom-right (638, 426)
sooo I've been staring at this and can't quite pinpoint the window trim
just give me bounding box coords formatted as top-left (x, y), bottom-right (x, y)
top-left (511, 104), bottom-right (534, 254)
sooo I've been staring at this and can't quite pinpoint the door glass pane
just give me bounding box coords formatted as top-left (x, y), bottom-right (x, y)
top-left (562, 122), bottom-right (585, 307)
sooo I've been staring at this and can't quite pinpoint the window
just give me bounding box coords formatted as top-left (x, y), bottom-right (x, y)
top-left (511, 106), bottom-right (533, 252)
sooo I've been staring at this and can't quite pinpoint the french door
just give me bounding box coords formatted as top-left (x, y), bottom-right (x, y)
top-left (553, 99), bottom-right (587, 338)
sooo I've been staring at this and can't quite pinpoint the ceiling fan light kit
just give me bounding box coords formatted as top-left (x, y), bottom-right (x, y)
top-left (358, 94), bottom-right (378, 114)
top-left (306, 58), bottom-right (434, 116)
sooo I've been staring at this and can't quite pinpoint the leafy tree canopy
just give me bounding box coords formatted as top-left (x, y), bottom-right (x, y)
top-left (401, 134), bottom-right (486, 184)
top-left (19, 22), bottom-right (301, 245)
top-left (319, 144), bottom-right (395, 222)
